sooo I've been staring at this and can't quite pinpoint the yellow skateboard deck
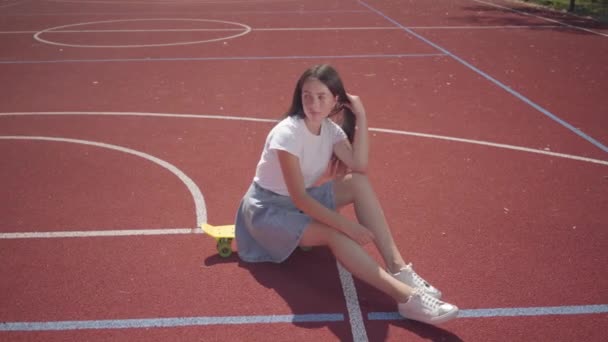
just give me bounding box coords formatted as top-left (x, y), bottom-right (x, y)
top-left (202, 223), bottom-right (235, 258)
top-left (202, 223), bottom-right (312, 258)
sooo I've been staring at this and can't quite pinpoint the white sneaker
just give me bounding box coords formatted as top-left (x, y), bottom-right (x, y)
top-left (398, 288), bottom-right (459, 325)
top-left (392, 263), bottom-right (442, 299)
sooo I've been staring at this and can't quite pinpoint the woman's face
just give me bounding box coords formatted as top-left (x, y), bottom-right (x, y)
top-left (301, 78), bottom-right (338, 124)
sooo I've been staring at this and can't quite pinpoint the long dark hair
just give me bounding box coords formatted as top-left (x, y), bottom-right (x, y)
top-left (284, 64), bottom-right (356, 143)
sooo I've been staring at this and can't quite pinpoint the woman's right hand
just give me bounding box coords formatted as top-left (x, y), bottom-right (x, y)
top-left (344, 221), bottom-right (375, 245)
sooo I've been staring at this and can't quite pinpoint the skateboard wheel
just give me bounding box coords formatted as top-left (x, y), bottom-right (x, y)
top-left (217, 240), bottom-right (232, 258)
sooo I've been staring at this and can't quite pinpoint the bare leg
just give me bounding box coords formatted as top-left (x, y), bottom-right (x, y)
top-left (300, 221), bottom-right (412, 302)
top-left (334, 173), bottom-right (406, 273)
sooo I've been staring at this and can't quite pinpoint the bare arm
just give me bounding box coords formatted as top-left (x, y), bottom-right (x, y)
top-left (333, 94), bottom-right (369, 173)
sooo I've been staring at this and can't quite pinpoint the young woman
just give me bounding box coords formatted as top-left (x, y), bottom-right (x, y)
top-left (234, 64), bottom-right (458, 325)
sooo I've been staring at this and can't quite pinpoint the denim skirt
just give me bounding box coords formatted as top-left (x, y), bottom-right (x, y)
top-left (235, 181), bottom-right (336, 263)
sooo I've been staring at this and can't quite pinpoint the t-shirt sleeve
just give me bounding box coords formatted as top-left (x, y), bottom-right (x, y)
top-left (329, 120), bottom-right (348, 144)
top-left (268, 123), bottom-right (301, 157)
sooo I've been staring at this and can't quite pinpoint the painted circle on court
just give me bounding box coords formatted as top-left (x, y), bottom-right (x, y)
top-left (34, 18), bottom-right (252, 48)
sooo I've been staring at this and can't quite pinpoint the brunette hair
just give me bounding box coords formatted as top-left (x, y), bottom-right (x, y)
top-left (284, 64), bottom-right (355, 143)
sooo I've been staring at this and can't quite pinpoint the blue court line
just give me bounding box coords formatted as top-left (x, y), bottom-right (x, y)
top-left (0, 314), bottom-right (344, 331)
top-left (368, 304), bottom-right (608, 320)
top-left (358, 0), bottom-right (608, 153)
top-left (0, 53), bottom-right (445, 65)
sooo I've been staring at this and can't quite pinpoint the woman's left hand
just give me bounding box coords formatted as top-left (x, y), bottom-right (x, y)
top-left (344, 93), bottom-right (366, 119)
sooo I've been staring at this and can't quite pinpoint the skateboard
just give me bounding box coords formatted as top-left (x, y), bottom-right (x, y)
top-left (202, 223), bottom-right (235, 258)
top-left (202, 223), bottom-right (313, 258)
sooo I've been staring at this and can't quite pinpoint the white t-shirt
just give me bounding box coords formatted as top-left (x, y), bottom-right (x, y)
top-left (254, 116), bottom-right (348, 195)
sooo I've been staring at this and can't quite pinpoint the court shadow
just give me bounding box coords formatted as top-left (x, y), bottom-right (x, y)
top-left (355, 279), bottom-right (464, 341)
top-left (367, 319), bottom-right (464, 342)
top-left (234, 247), bottom-right (354, 340)
top-left (203, 252), bottom-right (240, 266)
top-left (204, 248), bottom-right (463, 341)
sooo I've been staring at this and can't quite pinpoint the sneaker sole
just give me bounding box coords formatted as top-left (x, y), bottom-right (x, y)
top-left (401, 307), bottom-right (459, 325)
top-left (427, 307), bottom-right (459, 325)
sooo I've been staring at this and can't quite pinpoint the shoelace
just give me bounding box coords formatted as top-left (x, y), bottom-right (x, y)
top-left (415, 289), bottom-right (443, 310)
top-left (406, 263), bottom-right (430, 288)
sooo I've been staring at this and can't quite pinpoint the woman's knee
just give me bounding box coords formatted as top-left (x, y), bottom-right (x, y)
top-left (334, 173), bottom-right (370, 205)
top-left (334, 174), bottom-right (355, 207)
top-left (350, 172), bottom-right (370, 187)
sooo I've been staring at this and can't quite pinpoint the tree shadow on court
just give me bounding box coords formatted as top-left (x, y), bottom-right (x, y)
top-left (204, 249), bottom-right (463, 341)
top-left (455, 4), bottom-right (608, 32)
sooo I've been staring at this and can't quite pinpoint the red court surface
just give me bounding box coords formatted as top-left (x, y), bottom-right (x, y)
top-left (1, 0), bottom-right (607, 341)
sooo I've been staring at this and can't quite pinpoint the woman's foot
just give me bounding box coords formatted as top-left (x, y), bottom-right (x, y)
top-left (398, 288), bottom-right (459, 325)
top-left (392, 263), bottom-right (442, 299)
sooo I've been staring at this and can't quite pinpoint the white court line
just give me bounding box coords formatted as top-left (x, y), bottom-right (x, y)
top-left (0, 0), bottom-right (26, 9)
top-left (0, 54), bottom-right (446, 64)
top-left (255, 25), bottom-right (562, 31)
top-left (36, 28), bottom-right (252, 33)
top-left (1, 112), bottom-right (606, 166)
top-left (0, 27), bottom-right (396, 34)
top-left (45, 0), bottom-right (298, 4)
top-left (408, 25), bottom-right (561, 30)
top-left (337, 263), bottom-right (368, 342)
top-left (0, 25), bottom-right (562, 35)
top-left (33, 18), bottom-right (252, 48)
top-left (0, 304), bottom-right (606, 331)
top-left (0, 10), bottom-right (369, 16)
top-left (0, 135), bottom-right (207, 226)
top-left (0, 229), bottom-right (198, 239)
top-left (0, 313), bottom-right (344, 331)
top-left (370, 304), bottom-right (608, 320)
top-left (371, 128), bottom-right (608, 166)
top-left (472, 0), bottom-right (608, 37)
